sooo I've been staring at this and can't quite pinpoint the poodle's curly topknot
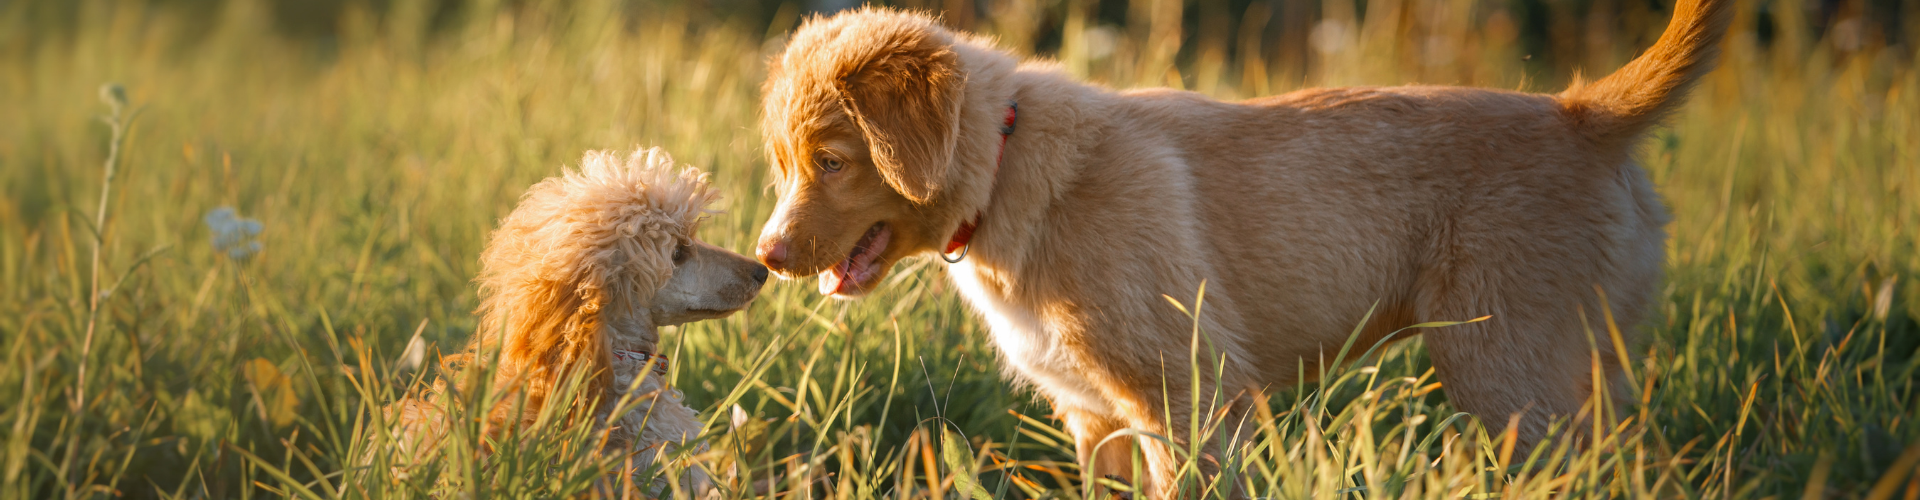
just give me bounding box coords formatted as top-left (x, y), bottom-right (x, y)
top-left (485, 148), bottom-right (719, 306)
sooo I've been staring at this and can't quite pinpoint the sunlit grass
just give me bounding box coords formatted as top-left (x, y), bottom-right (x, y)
top-left (1, 0), bottom-right (1915, 498)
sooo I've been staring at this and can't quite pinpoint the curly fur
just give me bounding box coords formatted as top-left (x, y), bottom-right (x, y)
top-left (393, 148), bottom-right (756, 494)
top-left (465, 148), bottom-right (716, 423)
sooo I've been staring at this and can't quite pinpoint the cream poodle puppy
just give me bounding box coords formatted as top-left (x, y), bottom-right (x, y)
top-left (390, 148), bottom-right (767, 494)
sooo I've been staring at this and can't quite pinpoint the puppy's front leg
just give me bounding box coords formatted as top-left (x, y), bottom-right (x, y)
top-left (1062, 408), bottom-right (1138, 496)
top-left (1080, 356), bottom-right (1250, 500)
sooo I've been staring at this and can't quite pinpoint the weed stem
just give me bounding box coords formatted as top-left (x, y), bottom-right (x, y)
top-left (67, 83), bottom-right (139, 497)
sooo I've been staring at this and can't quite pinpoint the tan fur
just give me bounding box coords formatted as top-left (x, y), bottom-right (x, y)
top-left (755, 1), bottom-right (1729, 497)
top-left (393, 148), bottom-right (767, 493)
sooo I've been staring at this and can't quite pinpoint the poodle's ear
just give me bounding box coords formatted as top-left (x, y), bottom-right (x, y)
top-left (507, 208), bottom-right (678, 405)
top-left (494, 283), bottom-right (615, 407)
top-left (837, 28), bottom-right (964, 204)
top-left (471, 212), bottom-right (620, 414)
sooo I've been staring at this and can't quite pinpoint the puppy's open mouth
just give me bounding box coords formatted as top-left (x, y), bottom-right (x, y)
top-left (820, 223), bottom-right (891, 296)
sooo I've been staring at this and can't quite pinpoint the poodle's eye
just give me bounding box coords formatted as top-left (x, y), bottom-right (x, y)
top-left (817, 155), bottom-right (844, 173)
top-left (672, 243), bottom-right (691, 265)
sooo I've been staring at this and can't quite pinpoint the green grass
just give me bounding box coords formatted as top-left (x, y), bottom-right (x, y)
top-left (3, 0), bottom-right (1917, 498)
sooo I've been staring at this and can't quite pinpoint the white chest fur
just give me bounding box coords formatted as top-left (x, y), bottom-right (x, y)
top-left (949, 261), bottom-right (1113, 415)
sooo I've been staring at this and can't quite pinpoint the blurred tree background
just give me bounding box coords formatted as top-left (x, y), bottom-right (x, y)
top-left (8, 0), bottom-right (1914, 90)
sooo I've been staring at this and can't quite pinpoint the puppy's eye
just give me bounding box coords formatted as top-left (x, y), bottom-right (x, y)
top-left (672, 244), bottom-right (691, 265)
top-left (817, 156), bottom-right (844, 173)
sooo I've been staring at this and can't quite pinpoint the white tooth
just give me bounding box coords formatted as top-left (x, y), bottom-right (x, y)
top-left (819, 268), bottom-right (840, 295)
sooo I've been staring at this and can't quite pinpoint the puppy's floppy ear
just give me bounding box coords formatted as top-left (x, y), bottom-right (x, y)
top-left (838, 29), bottom-right (964, 204)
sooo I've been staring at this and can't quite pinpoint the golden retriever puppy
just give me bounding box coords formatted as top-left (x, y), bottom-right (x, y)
top-left (392, 148), bottom-right (767, 493)
top-left (753, 0), bottom-right (1730, 495)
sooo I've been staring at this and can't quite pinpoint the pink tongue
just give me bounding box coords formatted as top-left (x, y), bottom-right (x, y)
top-left (819, 260), bottom-right (867, 296)
top-left (819, 226), bottom-right (890, 296)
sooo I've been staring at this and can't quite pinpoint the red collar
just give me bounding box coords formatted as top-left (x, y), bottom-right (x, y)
top-left (942, 102), bottom-right (1017, 262)
top-left (613, 349), bottom-right (669, 377)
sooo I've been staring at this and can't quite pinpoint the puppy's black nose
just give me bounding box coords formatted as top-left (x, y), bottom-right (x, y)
top-left (751, 264), bottom-right (769, 284)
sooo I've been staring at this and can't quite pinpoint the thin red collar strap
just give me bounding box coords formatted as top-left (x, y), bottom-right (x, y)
top-left (942, 101), bottom-right (1017, 263)
top-left (613, 349), bottom-right (669, 377)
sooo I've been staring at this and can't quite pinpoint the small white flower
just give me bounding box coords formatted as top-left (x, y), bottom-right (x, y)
top-left (204, 207), bottom-right (262, 261)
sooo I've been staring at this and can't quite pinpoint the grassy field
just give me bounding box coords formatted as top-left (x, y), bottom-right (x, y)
top-left (3, 0), bottom-right (1917, 498)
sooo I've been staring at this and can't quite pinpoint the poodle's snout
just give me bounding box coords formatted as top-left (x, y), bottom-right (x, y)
top-left (751, 264), bottom-right (769, 284)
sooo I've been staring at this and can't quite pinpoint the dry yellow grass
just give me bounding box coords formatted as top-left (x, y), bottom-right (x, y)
top-left (1, 0), bottom-right (1915, 497)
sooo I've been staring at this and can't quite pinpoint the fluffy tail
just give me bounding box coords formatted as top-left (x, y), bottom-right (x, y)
top-left (1559, 0), bottom-right (1733, 144)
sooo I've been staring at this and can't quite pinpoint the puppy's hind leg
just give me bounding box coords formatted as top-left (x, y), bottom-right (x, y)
top-left (1415, 271), bottom-right (1627, 452)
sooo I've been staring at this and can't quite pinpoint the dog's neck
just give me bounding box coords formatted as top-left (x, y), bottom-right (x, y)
top-left (598, 310), bottom-right (677, 399)
top-left (940, 102), bottom-right (1017, 260)
top-left (946, 55), bottom-right (1113, 282)
top-left (601, 310), bottom-right (661, 360)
